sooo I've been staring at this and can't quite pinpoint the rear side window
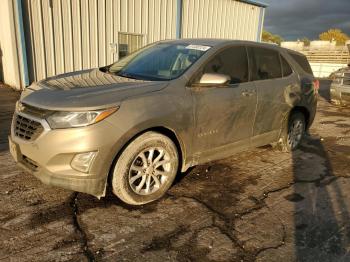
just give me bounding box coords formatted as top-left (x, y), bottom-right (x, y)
top-left (281, 55), bottom-right (293, 77)
top-left (250, 47), bottom-right (282, 80)
top-left (289, 53), bottom-right (313, 75)
top-left (202, 46), bottom-right (249, 84)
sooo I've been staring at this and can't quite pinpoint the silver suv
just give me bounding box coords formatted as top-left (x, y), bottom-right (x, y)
top-left (9, 39), bottom-right (318, 205)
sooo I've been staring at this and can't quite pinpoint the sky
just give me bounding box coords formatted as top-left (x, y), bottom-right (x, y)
top-left (262, 0), bottom-right (350, 41)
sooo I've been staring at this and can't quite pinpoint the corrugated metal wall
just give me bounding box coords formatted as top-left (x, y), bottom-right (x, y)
top-left (181, 0), bottom-right (261, 40)
top-left (21, 0), bottom-right (262, 85)
top-left (0, 0), bottom-right (23, 88)
top-left (23, 0), bottom-right (177, 83)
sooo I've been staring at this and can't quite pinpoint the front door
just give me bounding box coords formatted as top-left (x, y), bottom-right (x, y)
top-left (190, 46), bottom-right (257, 160)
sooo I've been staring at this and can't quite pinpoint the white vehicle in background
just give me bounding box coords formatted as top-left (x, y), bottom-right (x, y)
top-left (330, 64), bottom-right (350, 106)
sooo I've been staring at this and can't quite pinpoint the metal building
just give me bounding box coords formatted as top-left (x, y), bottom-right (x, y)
top-left (0, 0), bottom-right (267, 90)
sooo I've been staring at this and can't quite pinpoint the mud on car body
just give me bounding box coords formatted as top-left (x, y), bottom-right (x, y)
top-left (9, 39), bottom-right (317, 205)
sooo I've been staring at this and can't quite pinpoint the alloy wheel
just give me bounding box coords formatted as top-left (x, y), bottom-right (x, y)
top-left (287, 119), bottom-right (304, 150)
top-left (128, 147), bottom-right (173, 195)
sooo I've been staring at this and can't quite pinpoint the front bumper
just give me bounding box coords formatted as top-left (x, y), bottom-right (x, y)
top-left (10, 151), bottom-right (106, 197)
top-left (9, 111), bottom-right (123, 197)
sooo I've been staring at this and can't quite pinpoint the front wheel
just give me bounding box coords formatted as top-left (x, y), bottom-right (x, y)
top-left (278, 112), bottom-right (306, 152)
top-left (111, 131), bottom-right (179, 205)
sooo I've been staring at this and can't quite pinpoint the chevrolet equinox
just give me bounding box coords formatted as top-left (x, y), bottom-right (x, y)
top-left (9, 39), bottom-right (318, 205)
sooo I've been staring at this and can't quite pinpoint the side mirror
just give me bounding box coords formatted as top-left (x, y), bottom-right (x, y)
top-left (197, 73), bottom-right (231, 87)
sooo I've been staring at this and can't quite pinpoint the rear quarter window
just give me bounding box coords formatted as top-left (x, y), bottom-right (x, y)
top-left (280, 55), bottom-right (293, 77)
top-left (289, 52), bottom-right (313, 75)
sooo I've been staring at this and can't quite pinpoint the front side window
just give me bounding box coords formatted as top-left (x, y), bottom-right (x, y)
top-left (250, 47), bottom-right (282, 80)
top-left (200, 46), bottom-right (249, 84)
top-left (109, 43), bottom-right (209, 81)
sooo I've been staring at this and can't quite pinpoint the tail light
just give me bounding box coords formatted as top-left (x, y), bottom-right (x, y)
top-left (313, 79), bottom-right (320, 94)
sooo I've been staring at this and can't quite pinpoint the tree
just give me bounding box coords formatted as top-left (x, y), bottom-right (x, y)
top-left (301, 37), bottom-right (310, 47)
top-left (262, 30), bottom-right (283, 45)
top-left (319, 29), bottom-right (349, 46)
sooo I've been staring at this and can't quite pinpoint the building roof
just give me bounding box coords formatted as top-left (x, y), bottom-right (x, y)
top-left (239, 0), bottom-right (269, 8)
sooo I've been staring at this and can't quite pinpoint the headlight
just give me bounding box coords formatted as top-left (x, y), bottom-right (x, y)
top-left (46, 107), bottom-right (118, 129)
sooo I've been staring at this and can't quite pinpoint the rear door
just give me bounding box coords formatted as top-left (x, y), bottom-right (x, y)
top-left (191, 45), bottom-right (257, 157)
top-left (248, 46), bottom-right (298, 146)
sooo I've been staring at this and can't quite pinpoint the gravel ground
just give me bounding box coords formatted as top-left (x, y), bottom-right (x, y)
top-left (0, 81), bottom-right (349, 262)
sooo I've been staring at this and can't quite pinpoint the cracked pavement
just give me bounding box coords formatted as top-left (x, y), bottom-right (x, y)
top-left (0, 80), bottom-right (350, 261)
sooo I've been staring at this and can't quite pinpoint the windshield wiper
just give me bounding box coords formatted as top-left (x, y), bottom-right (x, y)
top-left (117, 71), bottom-right (167, 81)
top-left (117, 72), bottom-right (142, 80)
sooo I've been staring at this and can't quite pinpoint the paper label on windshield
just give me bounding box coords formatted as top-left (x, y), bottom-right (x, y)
top-left (185, 45), bottom-right (211, 52)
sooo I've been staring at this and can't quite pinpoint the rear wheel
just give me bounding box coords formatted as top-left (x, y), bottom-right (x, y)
top-left (111, 131), bottom-right (179, 205)
top-left (278, 112), bottom-right (306, 152)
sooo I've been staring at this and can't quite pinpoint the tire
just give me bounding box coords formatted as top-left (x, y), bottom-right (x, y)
top-left (278, 112), bottom-right (306, 152)
top-left (111, 131), bottom-right (179, 205)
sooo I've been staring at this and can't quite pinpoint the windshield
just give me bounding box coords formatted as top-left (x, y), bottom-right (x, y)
top-left (108, 43), bottom-right (210, 81)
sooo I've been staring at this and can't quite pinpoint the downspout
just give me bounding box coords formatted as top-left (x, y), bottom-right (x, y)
top-left (176, 0), bottom-right (183, 39)
top-left (15, 0), bottom-right (29, 88)
top-left (256, 7), bottom-right (265, 42)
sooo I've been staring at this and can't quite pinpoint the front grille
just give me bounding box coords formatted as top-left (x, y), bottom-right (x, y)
top-left (14, 114), bottom-right (44, 141)
top-left (343, 73), bottom-right (350, 86)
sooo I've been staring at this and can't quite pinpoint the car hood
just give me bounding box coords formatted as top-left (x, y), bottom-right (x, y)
top-left (21, 69), bottom-right (168, 111)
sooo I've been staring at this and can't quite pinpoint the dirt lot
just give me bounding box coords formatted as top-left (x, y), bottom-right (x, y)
top-left (0, 81), bottom-right (349, 262)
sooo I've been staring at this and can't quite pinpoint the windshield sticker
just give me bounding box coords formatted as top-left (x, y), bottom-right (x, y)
top-left (185, 45), bottom-right (211, 52)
